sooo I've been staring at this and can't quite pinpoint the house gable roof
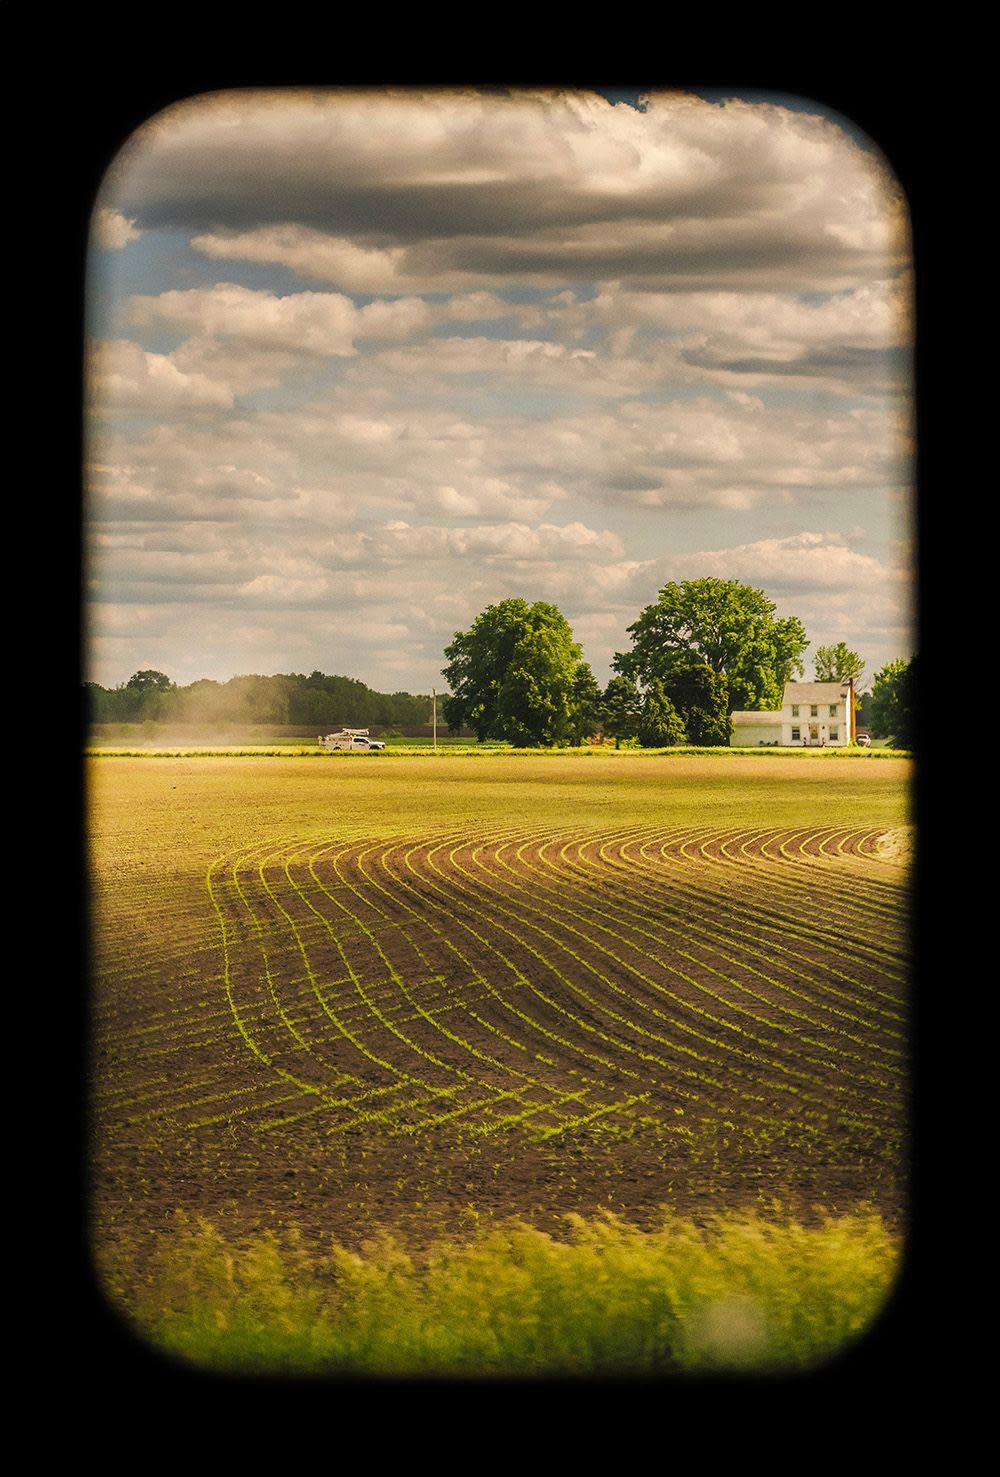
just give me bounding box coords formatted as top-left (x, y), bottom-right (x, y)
top-left (782, 681), bottom-right (851, 704)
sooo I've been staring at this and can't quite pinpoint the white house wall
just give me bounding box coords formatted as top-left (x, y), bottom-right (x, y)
top-left (783, 688), bottom-right (849, 746)
top-left (732, 721), bottom-right (782, 745)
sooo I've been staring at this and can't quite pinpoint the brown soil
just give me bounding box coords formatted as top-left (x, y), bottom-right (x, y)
top-left (91, 825), bottom-right (909, 1277)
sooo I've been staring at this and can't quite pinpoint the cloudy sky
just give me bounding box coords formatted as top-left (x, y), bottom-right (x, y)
top-left (86, 88), bottom-right (914, 693)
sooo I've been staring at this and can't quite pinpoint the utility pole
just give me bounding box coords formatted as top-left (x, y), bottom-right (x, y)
top-left (432, 686), bottom-right (437, 752)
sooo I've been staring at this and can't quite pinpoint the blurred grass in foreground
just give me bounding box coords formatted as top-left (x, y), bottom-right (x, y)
top-left (101, 1208), bottom-right (900, 1377)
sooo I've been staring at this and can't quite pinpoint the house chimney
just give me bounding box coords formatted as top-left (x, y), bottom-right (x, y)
top-left (847, 675), bottom-right (855, 743)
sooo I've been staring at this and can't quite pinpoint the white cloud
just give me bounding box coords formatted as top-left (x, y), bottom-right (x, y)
top-left (567, 279), bottom-right (912, 396)
top-left (93, 207), bottom-right (142, 249)
top-left (106, 90), bottom-right (906, 295)
top-left (373, 519), bottom-right (623, 562)
top-left (88, 339), bottom-right (235, 411)
top-left (126, 283), bottom-right (363, 356)
top-left (657, 530), bottom-right (899, 593)
top-left (86, 90), bottom-right (914, 690)
top-left (87, 368), bottom-right (912, 549)
top-left (191, 226), bottom-right (408, 293)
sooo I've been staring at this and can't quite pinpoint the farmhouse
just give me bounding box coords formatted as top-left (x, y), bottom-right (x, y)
top-left (730, 680), bottom-right (856, 747)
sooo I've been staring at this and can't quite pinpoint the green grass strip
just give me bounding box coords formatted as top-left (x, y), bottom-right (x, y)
top-left (103, 1206), bottom-right (901, 1377)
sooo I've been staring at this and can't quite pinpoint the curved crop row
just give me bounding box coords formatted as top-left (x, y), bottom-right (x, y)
top-left (177, 825), bottom-right (910, 1147)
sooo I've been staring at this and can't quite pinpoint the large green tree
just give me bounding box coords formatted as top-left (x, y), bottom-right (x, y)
top-left (601, 675), bottom-right (643, 748)
top-left (813, 642), bottom-right (865, 685)
top-left (125, 669), bottom-right (174, 693)
top-left (120, 668), bottom-right (175, 720)
top-left (637, 681), bottom-right (687, 748)
top-left (567, 663), bottom-right (605, 746)
top-left (870, 656), bottom-right (916, 748)
top-left (658, 653), bottom-right (731, 746)
top-left (615, 578), bottom-right (808, 714)
top-left (442, 599), bottom-right (587, 746)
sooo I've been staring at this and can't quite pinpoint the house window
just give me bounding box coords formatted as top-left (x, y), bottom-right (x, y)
top-left (810, 705), bottom-right (818, 716)
top-left (829, 704), bottom-right (838, 717)
top-left (791, 726), bottom-right (801, 741)
top-left (791, 705), bottom-right (799, 717)
top-left (830, 727), bottom-right (839, 740)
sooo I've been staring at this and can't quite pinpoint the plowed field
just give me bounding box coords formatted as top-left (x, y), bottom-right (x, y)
top-left (89, 756), bottom-right (910, 1268)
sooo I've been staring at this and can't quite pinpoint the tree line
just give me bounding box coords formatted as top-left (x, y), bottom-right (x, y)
top-left (442, 581), bottom-right (916, 749)
top-left (85, 669), bottom-right (439, 730)
top-left (86, 579), bottom-right (916, 748)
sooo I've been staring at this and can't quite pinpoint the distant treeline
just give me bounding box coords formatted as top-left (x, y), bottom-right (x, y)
top-left (85, 670), bottom-right (439, 730)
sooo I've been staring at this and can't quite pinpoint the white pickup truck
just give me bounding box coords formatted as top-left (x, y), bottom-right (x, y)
top-left (318, 728), bottom-right (386, 752)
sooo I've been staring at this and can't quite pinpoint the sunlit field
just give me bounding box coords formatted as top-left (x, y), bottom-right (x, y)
top-left (88, 741), bottom-right (909, 758)
top-left (89, 753), bottom-right (911, 1374)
